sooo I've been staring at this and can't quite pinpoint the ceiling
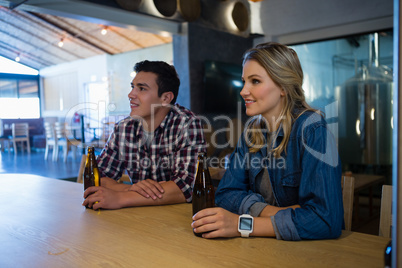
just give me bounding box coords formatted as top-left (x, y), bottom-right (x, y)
top-left (0, 5), bottom-right (172, 70)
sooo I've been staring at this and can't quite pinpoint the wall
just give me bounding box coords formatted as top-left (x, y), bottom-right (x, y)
top-left (39, 44), bottom-right (173, 121)
top-left (36, 0), bottom-right (394, 120)
top-left (106, 43), bottom-right (173, 116)
top-left (40, 55), bottom-right (108, 119)
top-left (174, 23), bottom-right (255, 115)
top-left (250, 0), bottom-right (393, 44)
top-left (173, 23), bottom-right (255, 158)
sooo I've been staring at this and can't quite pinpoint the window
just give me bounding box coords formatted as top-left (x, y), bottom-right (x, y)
top-left (0, 73), bottom-right (40, 119)
top-left (290, 30), bottom-right (393, 173)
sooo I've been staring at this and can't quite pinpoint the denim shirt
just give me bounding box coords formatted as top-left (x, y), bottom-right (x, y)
top-left (215, 111), bottom-right (343, 241)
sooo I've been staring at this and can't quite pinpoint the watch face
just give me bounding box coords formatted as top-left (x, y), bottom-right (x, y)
top-left (240, 217), bottom-right (253, 231)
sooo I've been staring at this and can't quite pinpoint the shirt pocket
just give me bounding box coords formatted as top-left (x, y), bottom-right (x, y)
top-left (280, 171), bottom-right (301, 204)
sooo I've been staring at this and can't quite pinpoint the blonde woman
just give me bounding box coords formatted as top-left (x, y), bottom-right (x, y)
top-left (192, 42), bottom-right (343, 240)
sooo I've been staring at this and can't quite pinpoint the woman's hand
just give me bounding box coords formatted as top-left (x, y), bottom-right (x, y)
top-left (191, 207), bottom-right (240, 238)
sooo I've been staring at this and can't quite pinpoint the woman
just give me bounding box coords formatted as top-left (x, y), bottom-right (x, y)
top-left (192, 42), bottom-right (343, 241)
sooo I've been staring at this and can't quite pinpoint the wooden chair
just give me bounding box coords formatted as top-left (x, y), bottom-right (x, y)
top-left (44, 122), bottom-right (57, 161)
top-left (77, 154), bottom-right (86, 183)
top-left (53, 122), bottom-right (77, 162)
top-left (342, 176), bottom-right (355, 231)
top-left (226, 117), bottom-right (243, 148)
top-left (54, 122), bottom-right (69, 162)
top-left (0, 119), bottom-right (10, 152)
top-left (379, 185), bottom-right (393, 238)
top-left (9, 123), bottom-right (30, 154)
top-left (118, 174), bottom-right (131, 184)
top-left (77, 153), bottom-right (130, 184)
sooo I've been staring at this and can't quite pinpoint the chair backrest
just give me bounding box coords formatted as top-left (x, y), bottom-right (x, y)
top-left (118, 174), bottom-right (131, 184)
top-left (98, 122), bottom-right (114, 145)
top-left (77, 154), bottom-right (86, 183)
top-left (379, 185), bottom-right (393, 237)
top-left (342, 176), bottom-right (355, 231)
top-left (226, 118), bottom-right (244, 148)
top-left (54, 122), bottom-right (67, 140)
top-left (12, 123), bottom-right (29, 137)
top-left (44, 122), bottom-right (54, 140)
top-left (202, 123), bottom-right (215, 156)
top-left (0, 119), bottom-right (4, 136)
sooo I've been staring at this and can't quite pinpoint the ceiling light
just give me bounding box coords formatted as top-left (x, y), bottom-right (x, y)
top-left (101, 27), bottom-right (108, 35)
top-left (15, 55), bottom-right (20, 62)
top-left (58, 38), bottom-right (64, 48)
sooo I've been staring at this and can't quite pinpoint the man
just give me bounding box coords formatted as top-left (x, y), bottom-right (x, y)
top-left (83, 60), bottom-right (206, 209)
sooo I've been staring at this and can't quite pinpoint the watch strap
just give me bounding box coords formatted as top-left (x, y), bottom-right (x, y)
top-left (241, 232), bottom-right (250, 238)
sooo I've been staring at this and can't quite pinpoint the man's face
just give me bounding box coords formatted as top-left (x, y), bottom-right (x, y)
top-left (128, 71), bottom-right (163, 127)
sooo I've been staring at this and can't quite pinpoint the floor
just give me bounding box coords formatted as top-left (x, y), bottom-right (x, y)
top-left (0, 149), bottom-right (82, 181)
top-left (0, 148), bottom-right (381, 236)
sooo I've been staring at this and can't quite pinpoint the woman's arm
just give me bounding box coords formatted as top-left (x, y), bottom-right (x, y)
top-left (259, 204), bottom-right (300, 217)
top-left (192, 207), bottom-right (276, 238)
top-left (273, 119), bottom-right (343, 240)
top-left (215, 134), bottom-right (257, 214)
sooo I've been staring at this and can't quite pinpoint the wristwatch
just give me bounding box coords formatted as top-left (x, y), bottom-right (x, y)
top-left (238, 214), bottom-right (254, 237)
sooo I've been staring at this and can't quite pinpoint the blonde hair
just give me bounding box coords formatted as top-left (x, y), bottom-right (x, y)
top-left (242, 42), bottom-right (318, 157)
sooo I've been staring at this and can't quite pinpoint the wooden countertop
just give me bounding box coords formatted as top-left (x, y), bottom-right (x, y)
top-left (1, 173), bottom-right (390, 267)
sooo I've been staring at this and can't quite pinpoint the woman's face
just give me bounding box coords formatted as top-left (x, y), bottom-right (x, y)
top-left (240, 59), bottom-right (285, 124)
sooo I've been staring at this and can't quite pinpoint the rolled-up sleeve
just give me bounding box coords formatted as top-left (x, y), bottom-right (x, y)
top-left (170, 117), bottom-right (206, 202)
top-left (97, 123), bottom-right (127, 180)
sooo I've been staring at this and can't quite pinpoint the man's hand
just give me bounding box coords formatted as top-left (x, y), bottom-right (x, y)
top-left (128, 179), bottom-right (165, 200)
top-left (191, 207), bottom-right (239, 238)
top-left (83, 186), bottom-right (124, 210)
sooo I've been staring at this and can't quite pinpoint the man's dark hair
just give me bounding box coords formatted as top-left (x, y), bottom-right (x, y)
top-left (134, 60), bottom-right (180, 104)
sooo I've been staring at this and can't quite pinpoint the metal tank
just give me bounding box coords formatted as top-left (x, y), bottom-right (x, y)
top-left (337, 33), bottom-right (393, 166)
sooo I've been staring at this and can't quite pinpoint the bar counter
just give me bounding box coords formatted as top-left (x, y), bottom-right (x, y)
top-left (1, 174), bottom-right (390, 267)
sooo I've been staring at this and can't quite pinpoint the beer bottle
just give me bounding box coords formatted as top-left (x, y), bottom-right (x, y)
top-left (192, 152), bottom-right (215, 237)
top-left (83, 146), bottom-right (101, 190)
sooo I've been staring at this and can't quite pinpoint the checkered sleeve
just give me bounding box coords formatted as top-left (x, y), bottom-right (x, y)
top-left (171, 116), bottom-right (206, 202)
top-left (97, 122), bottom-right (127, 181)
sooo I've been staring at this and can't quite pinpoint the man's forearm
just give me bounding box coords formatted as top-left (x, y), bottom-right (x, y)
top-left (101, 177), bottom-right (131, 191)
top-left (120, 181), bottom-right (186, 208)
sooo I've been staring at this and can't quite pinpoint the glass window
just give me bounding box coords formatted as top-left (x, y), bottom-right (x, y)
top-left (0, 74), bottom-right (40, 118)
top-left (290, 30), bottom-right (393, 178)
top-left (19, 80), bottom-right (39, 98)
top-left (0, 79), bottom-right (18, 98)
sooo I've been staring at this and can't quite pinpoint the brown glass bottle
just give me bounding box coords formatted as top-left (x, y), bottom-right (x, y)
top-left (83, 146), bottom-right (101, 190)
top-left (192, 152), bottom-right (215, 237)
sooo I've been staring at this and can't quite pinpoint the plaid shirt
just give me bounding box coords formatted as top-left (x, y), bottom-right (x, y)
top-left (97, 104), bottom-right (206, 202)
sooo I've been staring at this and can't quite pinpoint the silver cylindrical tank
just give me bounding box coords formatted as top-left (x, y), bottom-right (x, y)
top-left (337, 64), bottom-right (393, 165)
